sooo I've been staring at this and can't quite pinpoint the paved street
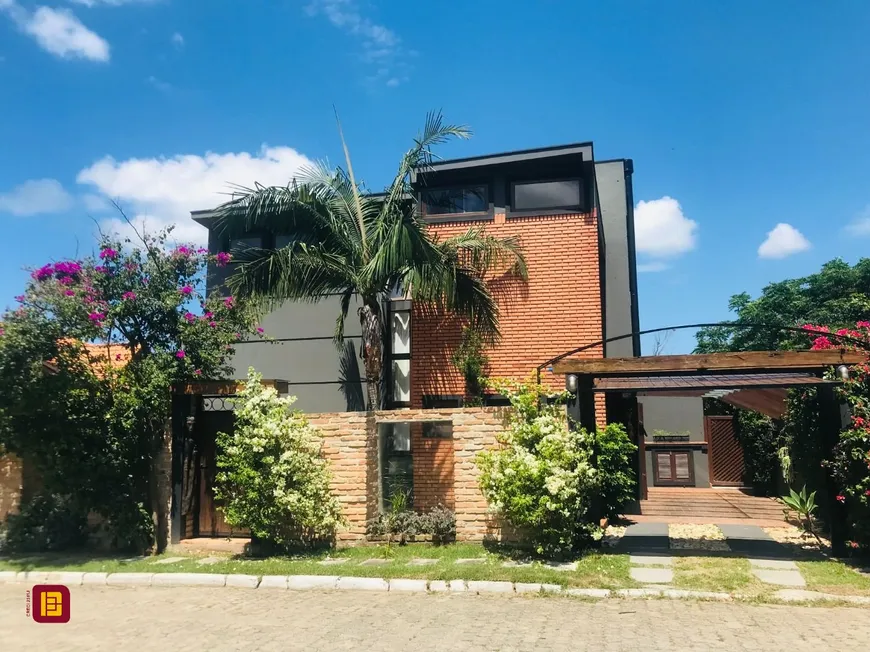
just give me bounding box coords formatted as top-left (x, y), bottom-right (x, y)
top-left (2, 585), bottom-right (868, 651)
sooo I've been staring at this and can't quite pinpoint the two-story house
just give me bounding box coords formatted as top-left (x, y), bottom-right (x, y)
top-left (192, 142), bottom-right (641, 415)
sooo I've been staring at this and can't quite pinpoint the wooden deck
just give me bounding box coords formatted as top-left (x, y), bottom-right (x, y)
top-left (631, 487), bottom-right (789, 526)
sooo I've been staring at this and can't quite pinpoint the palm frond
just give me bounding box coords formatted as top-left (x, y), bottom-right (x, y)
top-left (333, 107), bottom-right (368, 257)
top-left (334, 288), bottom-right (354, 345)
top-left (440, 229), bottom-right (529, 279)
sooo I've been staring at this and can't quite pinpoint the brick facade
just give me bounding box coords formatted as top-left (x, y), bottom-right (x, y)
top-left (411, 211), bottom-right (605, 413)
top-left (304, 408), bottom-right (507, 544)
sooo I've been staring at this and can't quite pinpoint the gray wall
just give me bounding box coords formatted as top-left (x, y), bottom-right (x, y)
top-left (639, 395), bottom-right (709, 488)
top-left (202, 223), bottom-right (368, 413)
top-left (595, 160), bottom-right (638, 358)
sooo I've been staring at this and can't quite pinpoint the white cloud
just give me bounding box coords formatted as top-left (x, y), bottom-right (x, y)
top-left (171, 31), bottom-right (183, 48)
top-left (636, 261), bottom-right (669, 273)
top-left (305, 0), bottom-right (410, 86)
top-left (757, 223), bottom-right (811, 259)
top-left (146, 75), bottom-right (171, 92)
top-left (1, 3), bottom-right (109, 61)
top-left (634, 196), bottom-right (698, 259)
top-left (845, 207), bottom-right (870, 236)
top-left (76, 146), bottom-right (316, 244)
top-left (0, 178), bottom-right (74, 216)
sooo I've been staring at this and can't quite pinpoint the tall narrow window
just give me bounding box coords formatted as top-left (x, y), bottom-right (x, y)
top-left (388, 300), bottom-right (411, 407)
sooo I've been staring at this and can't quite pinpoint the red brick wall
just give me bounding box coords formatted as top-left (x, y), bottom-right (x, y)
top-left (410, 423), bottom-right (454, 510)
top-left (411, 211), bottom-right (604, 409)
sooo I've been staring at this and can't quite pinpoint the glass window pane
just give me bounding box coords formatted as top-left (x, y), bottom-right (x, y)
top-left (274, 235), bottom-right (293, 249)
top-left (391, 311), bottom-right (410, 354)
top-left (422, 421), bottom-right (452, 439)
top-left (513, 180), bottom-right (581, 211)
top-left (423, 186), bottom-right (488, 215)
top-left (230, 236), bottom-right (262, 252)
top-left (393, 359), bottom-right (410, 402)
top-left (390, 422), bottom-right (411, 452)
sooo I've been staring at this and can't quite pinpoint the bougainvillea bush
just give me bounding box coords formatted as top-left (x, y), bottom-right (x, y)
top-left (477, 379), bottom-right (635, 557)
top-left (799, 322), bottom-right (870, 552)
top-left (0, 229), bottom-right (258, 552)
top-left (214, 369), bottom-right (343, 549)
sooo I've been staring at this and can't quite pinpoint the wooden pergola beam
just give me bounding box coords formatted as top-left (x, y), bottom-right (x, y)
top-left (720, 388), bottom-right (788, 419)
top-left (553, 350), bottom-right (864, 375)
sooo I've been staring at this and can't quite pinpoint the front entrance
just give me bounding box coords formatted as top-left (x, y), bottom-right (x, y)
top-left (705, 415), bottom-right (745, 486)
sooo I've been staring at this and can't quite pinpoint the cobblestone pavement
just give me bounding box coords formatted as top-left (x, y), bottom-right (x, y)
top-left (2, 585), bottom-right (869, 651)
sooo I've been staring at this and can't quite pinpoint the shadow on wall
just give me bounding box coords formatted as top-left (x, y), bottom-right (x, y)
top-left (339, 341), bottom-right (366, 412)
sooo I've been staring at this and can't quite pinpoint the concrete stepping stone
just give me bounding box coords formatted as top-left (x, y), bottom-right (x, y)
top-left (718, 524), bottom-right (790, 559)
top-left (749, 558), bottom-right (798, 570)
top-left (455, 558), bottom-right (486, 565)
top-left (751, 569), bottom-right (806, 587)
top-left (617, 523), bottom-right (669, 552)
top-left (197, 557), bottom-right (222, 566)
top-left (317, 558), bottom-right (349, 566)
top-left (501, 560), bottom-right (533, 568)
top-left (151, 557), bottom-right (185, 565)
top-left (359, 558), bottom-right (391, 566)
top-left (630, 567), bottom-right (674, 584)
top-left (630, 554), bottom-right (673, 567)
top-left (407, 558), bottom-right (438, 566)
top-left (544, 561), bottom-right (578, 572)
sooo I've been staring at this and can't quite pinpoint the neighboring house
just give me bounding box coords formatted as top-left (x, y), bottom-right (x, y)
top-left (192, 143), bottom-right (641, 414)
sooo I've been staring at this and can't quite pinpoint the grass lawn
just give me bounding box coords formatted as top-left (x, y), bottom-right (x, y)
top-left (0, 543), bottom-right (635, 590)
top-left (671, 557), bottom-right (766, 596)
top-left (798, 560), bottom-right (870, 597)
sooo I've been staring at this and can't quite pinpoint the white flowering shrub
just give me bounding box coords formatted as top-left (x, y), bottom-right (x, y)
top-left (214, 368), bottom-right (344, 549)
top-left (477, 379), bottom-right (599, 557)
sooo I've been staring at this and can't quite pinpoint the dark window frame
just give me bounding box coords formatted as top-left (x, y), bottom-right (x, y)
top-left (652, 449), bottom-right (695, 487)
top-left (422, 395), bottom-right (463, 409)
top-left (420, 184), bottom-right (492, 222)
top-left (508, 177), bottom-right (585, 216)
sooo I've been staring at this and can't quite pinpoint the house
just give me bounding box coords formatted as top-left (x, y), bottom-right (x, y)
top-left (192, 143), bottom-right (641, 413)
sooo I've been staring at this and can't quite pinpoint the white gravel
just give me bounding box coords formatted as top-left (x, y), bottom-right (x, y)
top-left (669, 524), bottom-right (731, 551)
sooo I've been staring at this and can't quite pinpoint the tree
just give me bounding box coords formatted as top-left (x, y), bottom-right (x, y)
top-left (695, 258), bottom-right (870, 353)
top-left (0, 228), bottom-right (257, 552)
top-left (214, 112), bottom-right (528, 409)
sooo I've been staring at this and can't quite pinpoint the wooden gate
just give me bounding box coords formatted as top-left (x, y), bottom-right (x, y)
top-left (705, 415), bottom-right (745, 486)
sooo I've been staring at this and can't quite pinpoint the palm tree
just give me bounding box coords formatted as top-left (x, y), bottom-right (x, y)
top-left (214, 112), bottom-right (528, 409)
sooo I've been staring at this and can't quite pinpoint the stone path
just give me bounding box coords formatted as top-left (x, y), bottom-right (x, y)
top-left (3, 584), bottom-right (867, 651)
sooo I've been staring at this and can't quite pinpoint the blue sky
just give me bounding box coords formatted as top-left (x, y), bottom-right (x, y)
top-left (1, 0), bottom-right (869, 354)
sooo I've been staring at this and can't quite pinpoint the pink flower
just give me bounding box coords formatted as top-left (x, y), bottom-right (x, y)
top-left (174, 246), bottom-right (192, 257)
top-left (179, 285), bottom-right (194, 296)
top-left (115, 354), bottom-right (122, 361)
top-left (204, 311), bottom-right (214, 319)
top-left (184, 312), bottom-right (196, 323)
top-left (124, 262), bottom-right (138, 272)
top-left (216, 252), bottom-right (232, 267)
top-left (196, 248), bottom-right (208, 254)
top-left (53, 261), bottom-right (81, 276)
top-left (64, 290), bottom-right (75, 297)
top-left (811, 336), bottom-right (833, 350)
top-left (0, 328), bottom-right (4, 336)
top-left (99, 248), bottom-right (118, 260)
top-left (94, 266), bottom-right (108, 274)
top-left (234, 332), bottom-right (242, 340)
top-left (58, 276), bottom-right (75, 286)
top-left (836, 495), bottom-right (846, 503)
top-left (88, 312), bottom-right (106, 322)
top-left (14, 295), bottom-right (25, 303)
top-left (865, 489), bottom-right (870, 497)
top-left (256, 327), bottom-right (265, 334)
top-left (175, 350), bottom-right (186, 359)
top-left (857, 321), bottom-right (870, 330)
top-left (855, 416), bottom-right (866, 427)
top-left (32, 265), bottom-right (54, 281)
top-left (122, 291), bottom-right (137, 301)
top-left (209, 321), bottom-right (217, 328)
top-left (194, 369), bottom-right (202, 376)
top-left (223, 296), bottom-right (234, 309)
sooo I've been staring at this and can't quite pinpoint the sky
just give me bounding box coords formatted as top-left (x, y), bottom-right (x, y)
top-left (1, 0), bottom-right (869, 354)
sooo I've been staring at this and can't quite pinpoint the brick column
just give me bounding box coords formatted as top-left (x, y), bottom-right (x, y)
top-left (452, 409), bottom-right (503, 541)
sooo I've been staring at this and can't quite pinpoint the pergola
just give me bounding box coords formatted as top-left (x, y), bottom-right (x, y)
top-left (552, 349), bottom-right (864, 555)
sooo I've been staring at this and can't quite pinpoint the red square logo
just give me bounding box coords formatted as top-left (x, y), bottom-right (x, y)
top-left (31, 585), bottom-right (70, 623)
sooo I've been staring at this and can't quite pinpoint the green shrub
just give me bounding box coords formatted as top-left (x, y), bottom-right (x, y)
top-left (476, 379), bottom-right (599, 557)
top-left (735, 410), bottom-right (782, 496)
top-left (421, 504), bottom-right (456, 542)
top-left (214, 369), bottom-right (344, 550)
top-left (2, 493), bottom-right (88, 553)
top-left (596, 423), bottom-right (637, 518)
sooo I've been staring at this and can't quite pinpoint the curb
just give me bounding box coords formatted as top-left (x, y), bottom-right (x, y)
top-left (1, 571), bottom-right (869, 605)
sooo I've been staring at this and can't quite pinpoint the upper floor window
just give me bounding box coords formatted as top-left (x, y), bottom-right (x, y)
top-left (422, 185), bottom-right (488, 217)
top-left (511, 179), bottom-right (583, 212)
top-left (226, 236), bottom-right (262, 254)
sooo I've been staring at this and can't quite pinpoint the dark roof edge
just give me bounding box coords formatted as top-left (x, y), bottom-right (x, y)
top-left (423, 142), bottom-right (594, 173)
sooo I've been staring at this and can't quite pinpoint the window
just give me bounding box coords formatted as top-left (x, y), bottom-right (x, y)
top-left (380, 423), bottom-right (413, 508)
top-left (512, 179), bottom-right (582, 212)
top-left (274, 234), bottom-right (293, 249)
top-left (483, 394), bottom-right (512, 407)
top-left (422, 421), bottom-right (452, 439)
top-left (227, 236), bottom-right (262, 254)
top-left (422, 185), bottom-right (488, 216)
top-left (422, 395), bottom-right (463, 409)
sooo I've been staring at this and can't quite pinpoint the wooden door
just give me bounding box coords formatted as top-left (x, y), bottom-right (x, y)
top-left (652, 450), bottom-right (694, 486)
top-left (705, 415), bottom-right (744, 486)
top-left (196, 410), bottom-right (249, 538)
